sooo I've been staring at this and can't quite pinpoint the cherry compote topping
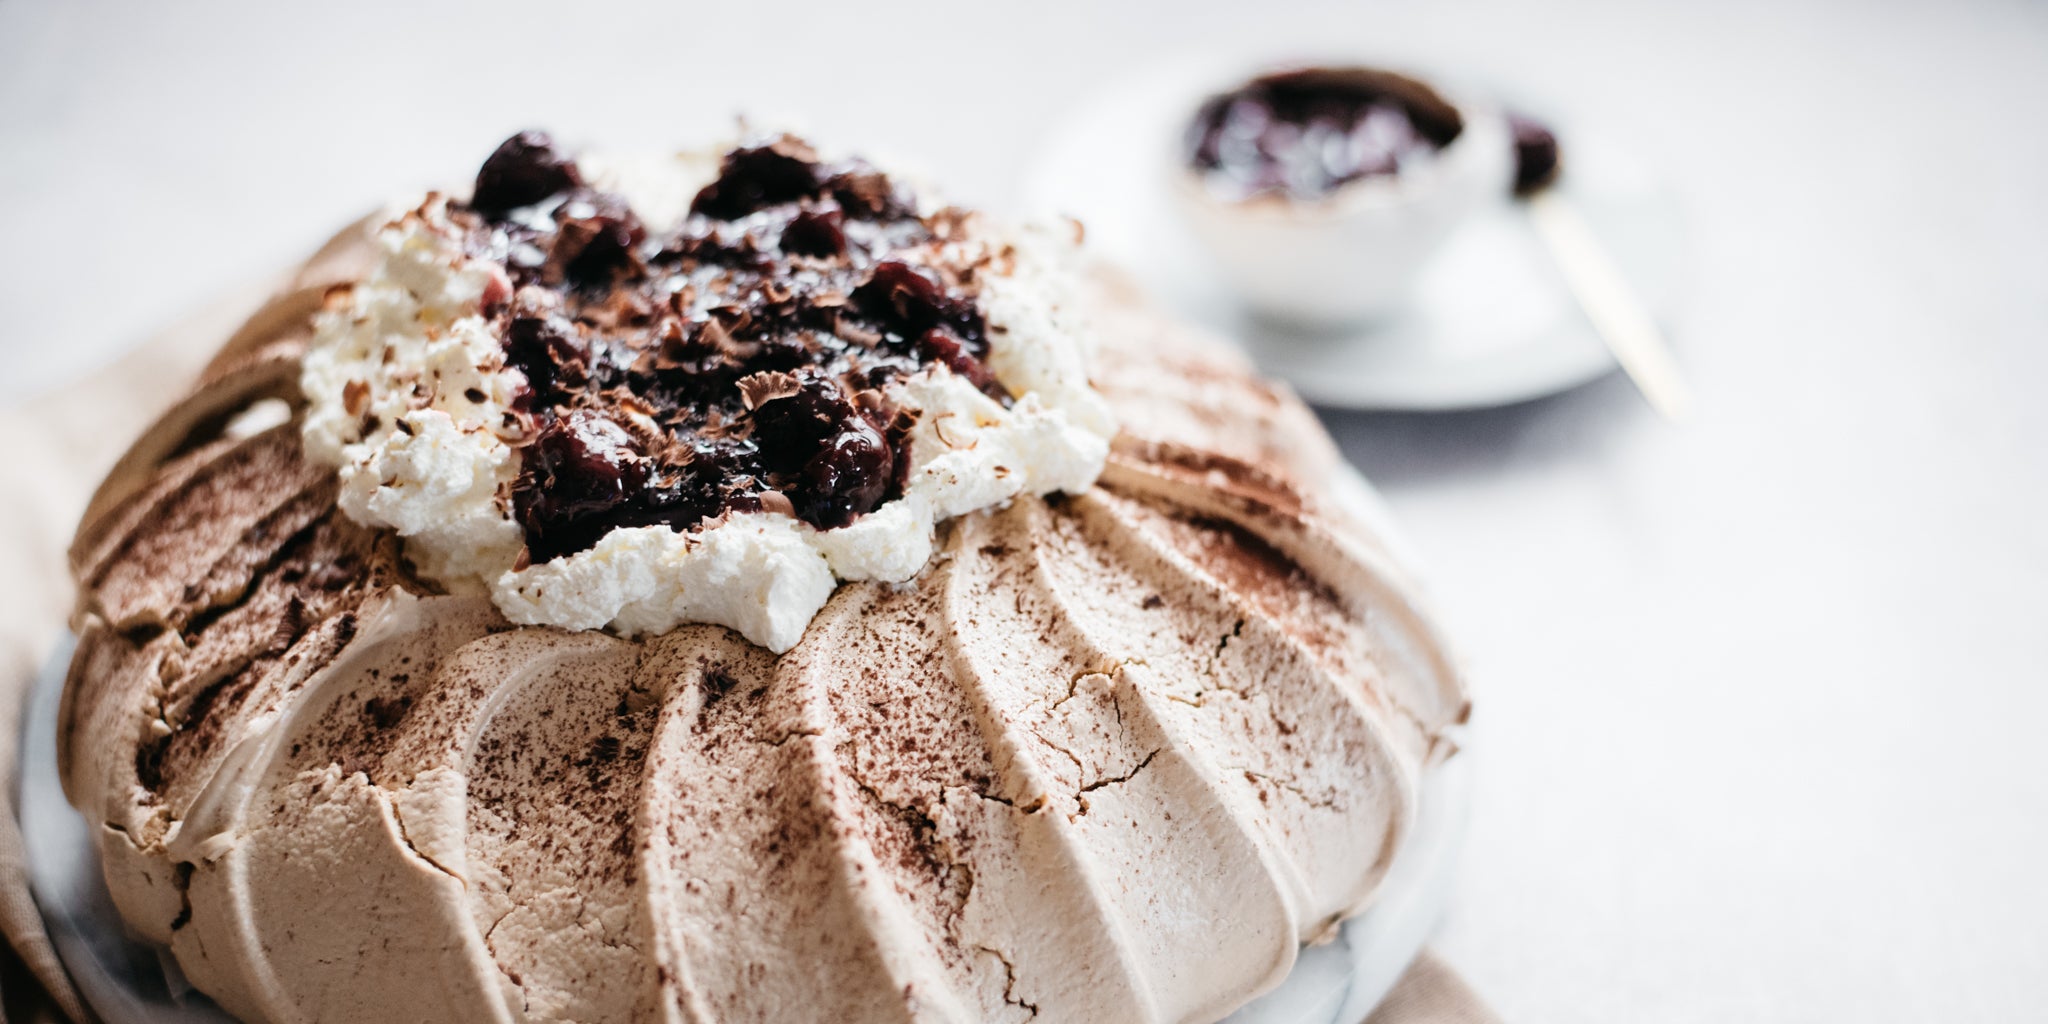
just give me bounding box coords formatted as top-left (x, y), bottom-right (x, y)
top-left (1506, 111), bottom-right (1562, 197)
top-left (453, 131), bottom-right (1006, 563)
top-left (1186, 67), bottom-right (1465, 201)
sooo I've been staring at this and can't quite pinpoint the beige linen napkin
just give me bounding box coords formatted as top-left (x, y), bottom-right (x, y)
top-left (0, 287), bottom-right (1498, 1024)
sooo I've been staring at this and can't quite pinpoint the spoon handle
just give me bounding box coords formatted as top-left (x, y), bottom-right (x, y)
top-left (1525, 190), bottom-right (1694, 421)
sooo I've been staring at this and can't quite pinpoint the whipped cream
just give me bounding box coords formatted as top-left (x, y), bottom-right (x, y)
top-left (302, 148), bottom-right (1112, 652)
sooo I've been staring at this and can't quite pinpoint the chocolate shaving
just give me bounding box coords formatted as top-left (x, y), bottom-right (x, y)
top-left (342, 380), bottom-right (370, 418)
top-left (737, 371), bottom-right (804, 411)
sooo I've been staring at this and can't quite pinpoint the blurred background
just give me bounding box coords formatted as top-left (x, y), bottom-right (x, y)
top-left (4, 1), bottom-right (2044, 1021)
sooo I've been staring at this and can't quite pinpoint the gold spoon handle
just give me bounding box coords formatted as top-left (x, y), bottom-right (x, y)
top-left (1525, 189), bottom-right (1694, 421)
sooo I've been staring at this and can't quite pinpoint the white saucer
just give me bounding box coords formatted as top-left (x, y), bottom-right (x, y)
top-left (1021, 56), bottom-right (1689, 411)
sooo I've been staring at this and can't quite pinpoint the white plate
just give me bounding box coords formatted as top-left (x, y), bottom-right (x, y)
top-left (19, 470), bottom-right (1471, 1024)
top-left (1021, 55), bottom-right (1689, 411)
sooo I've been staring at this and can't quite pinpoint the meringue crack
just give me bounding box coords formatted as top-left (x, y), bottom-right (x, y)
top-left (387, 789), bottom-right (462, 882)
top-left (1232, 767), bottom-right (1343, 811)
top-left (1072, 748), bottom-right (1159, 819)
top-left (975, 944), bottom-right (1041, 1019)
top-left (1213, 617), bottom-right (1246, 657)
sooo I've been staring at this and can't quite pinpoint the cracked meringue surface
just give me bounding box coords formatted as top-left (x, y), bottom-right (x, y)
top-left (59, 173), bottom-right (1467, 1024)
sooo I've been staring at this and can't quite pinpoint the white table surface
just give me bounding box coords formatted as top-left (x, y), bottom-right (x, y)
top-left (5, 1), bottom-right (2044, 1021)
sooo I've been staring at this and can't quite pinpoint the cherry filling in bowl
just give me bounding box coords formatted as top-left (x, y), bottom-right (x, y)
top-left (1171, 64), bottom-right (1511, 325)
top-left (446, 132), bottom-right (1010, 563)
top-left (1184, 67), bottom-right (1466, 203)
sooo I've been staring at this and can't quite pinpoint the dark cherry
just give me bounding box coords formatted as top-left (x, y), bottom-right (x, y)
top-left (551, 191), bottom-right (646, 289)
top-left (751, 375), bottom-right (896, 528)
top-left (752, 375), bottom-right (857, 473)
top-left (791, 423), bottom-right (892, 528)
top-left (515, 410), bottom-right (651, 561)
top-left (851, 261), bottom-right (985, 350)
top-left (1507, 112), bottom-right (1562, 197)
top-left (824, 166), bottom-right (909, 220)
top-left (505, 313), bottom-right (588, 404)
top-left (916, 328), bottom-right (996, 392)
top-left (690, 138), bottom-right (823, 219)
top-left (780, 208), bottom-right (847, 258)
top-left (473, 131), bottom-right (582, 215)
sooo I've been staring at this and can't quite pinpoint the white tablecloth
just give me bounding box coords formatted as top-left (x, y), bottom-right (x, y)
top-left (4, 1), bottom-right (2043, 1020)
